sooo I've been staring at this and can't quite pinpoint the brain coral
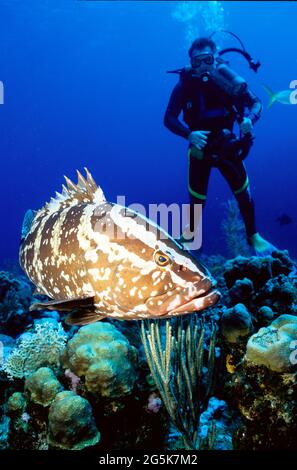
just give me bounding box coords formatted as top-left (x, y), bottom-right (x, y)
top-left (48, 391), bottom-right (100, 450)
top-left (25, 367), bottom-right (63, 407)
top-left (61, 322), bottom-right (138, 398)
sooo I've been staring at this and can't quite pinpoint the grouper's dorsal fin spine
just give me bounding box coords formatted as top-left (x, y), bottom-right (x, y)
top-left (43, 168), bottom-right (106, 213)
top-left (63, 167), bottom-right (106, 203)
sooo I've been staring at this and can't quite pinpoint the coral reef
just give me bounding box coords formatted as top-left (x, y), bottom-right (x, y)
top-left (224, 250), bottom-right (294, 291)
top-left (216, 250), bottom-right (297, 449)
top-left (0, 334), bottom-right (15, 363)
top-left (1, 249), bottom-right (297, 451)
top-left (228, 278), bottom-right (254, 304)
top-left (257, 306), bottom-right (275, 324)
top-left (0, 300), bottom-right (164, 450)
top-left (141, 317), bottom-right (217, 450)
top-left (221, 303), bottom-right (252, 344)
top-left (146, 393), bottom-right (162, 414)
top-left (226, 363), bottom-right (297, 449)
top-left (0, 271), bottom-right (33, 335)
top-left (48, 391), bottom-right (100, 450)
top-left (1, 320), bottom-right (67, 379)
top-left (0, 415), bottom-right (10, 449)
top-left (222, 251), bottom-right (296, 322)
top-left (221, 199), bottom-right (253, 258)
top-left (246, 314), bottom-right (297, 372)
top-left (198, 397), bottom-right (235, 450)
top-left (25, 367), bottom-right (64, 407)
top-left (6, 392), bottom-right (26, 415)
top-left (61, 322), bottom-right (138, 398)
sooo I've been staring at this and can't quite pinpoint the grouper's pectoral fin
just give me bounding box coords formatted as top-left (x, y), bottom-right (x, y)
top-left (29, 296), bottom-right (107, 326)
top-left (29, 296), bottom-right (95, 312)
top-left (65, 310), bottom-right (106, 325)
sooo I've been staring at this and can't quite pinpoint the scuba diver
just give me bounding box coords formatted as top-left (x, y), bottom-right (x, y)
top-left (164, 35), bottom-right (276, 256)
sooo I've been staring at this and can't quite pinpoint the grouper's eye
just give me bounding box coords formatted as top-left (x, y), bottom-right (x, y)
top-left (154, 250), bottom-right (172, 267)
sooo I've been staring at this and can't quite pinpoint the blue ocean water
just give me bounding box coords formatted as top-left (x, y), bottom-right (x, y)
top-left (0, 0), bottom-right (296, 267)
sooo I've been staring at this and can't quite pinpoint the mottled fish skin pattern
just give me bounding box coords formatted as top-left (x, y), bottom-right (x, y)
top-left (19, 168), bottom-right (220, 321)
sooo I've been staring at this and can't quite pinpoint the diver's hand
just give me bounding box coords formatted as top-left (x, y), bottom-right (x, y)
top-left (188, 130), bottom-right (211, 150)
top-left (240, 117), bottom-right (253, 135)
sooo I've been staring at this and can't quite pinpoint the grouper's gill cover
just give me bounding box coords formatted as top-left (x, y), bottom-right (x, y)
top-left (19, 168), bottom-right (220, 323)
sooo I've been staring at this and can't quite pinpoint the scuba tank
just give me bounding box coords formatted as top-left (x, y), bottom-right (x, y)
top-left (210, 61), bottom-right (248, 97)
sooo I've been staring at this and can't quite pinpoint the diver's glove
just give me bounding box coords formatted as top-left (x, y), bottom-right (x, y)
top-left (188, 130), bottom-right (211, 150)
top-left (240, 117), bottom-right (253, 135)
top-left (249, 232), bottom-right (277, 257)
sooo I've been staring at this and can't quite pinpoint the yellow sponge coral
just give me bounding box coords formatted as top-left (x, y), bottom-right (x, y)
top-left (246, 314), bottom-right (297, 372)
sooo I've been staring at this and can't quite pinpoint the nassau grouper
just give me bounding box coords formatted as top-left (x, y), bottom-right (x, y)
top-left (19, 168), bottom-right (220, 324)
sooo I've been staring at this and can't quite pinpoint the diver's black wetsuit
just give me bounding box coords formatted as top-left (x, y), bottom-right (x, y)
top-left (164, 71), bottom-right (262, 238)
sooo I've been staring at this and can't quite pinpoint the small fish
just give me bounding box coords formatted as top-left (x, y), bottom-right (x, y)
top-left (21, 209), bottom-right (35, 241)
top-left (263, 84), bottom-right (294, 108)
top-left (19, 168), bottom-right (220, 324)
top-left (276, 214), bottom-right (293, 226)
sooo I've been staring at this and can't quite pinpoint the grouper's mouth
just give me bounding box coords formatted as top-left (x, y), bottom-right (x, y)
top-left (145, 279), bottom-right (220, 317)
top-left (167, 288), bottom-right (220, 315)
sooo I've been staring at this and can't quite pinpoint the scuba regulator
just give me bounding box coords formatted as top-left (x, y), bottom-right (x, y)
top-left (167, 30), bottom-right (260, 98)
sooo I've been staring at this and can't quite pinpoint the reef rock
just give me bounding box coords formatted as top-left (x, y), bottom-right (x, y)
top-left (227, 361), bottom-right (297, 449)
top-left (221, 303), bottom-right (252, 344)
top-left (257, 306), bottom-right (275, 325)
top-left (198, 397), bottom-right (235, 450)
top-left (229, 278), bottom-right (254, 304)
top-left (224, 250), bottom-right (293, 291)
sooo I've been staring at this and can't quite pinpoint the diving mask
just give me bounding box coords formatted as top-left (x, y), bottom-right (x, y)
top-left (190, 53), bottom-right (215, 69)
